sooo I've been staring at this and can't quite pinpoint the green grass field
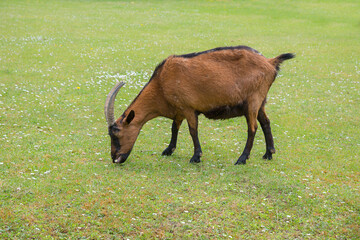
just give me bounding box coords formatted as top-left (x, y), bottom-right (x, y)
top-left (1, 0), bottom-right (359, 238)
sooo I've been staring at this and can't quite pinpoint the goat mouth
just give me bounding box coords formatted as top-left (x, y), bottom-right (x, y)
top-left (113, 152), bottom-right (130, 164)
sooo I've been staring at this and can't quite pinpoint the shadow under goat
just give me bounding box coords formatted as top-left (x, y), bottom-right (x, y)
top-left (104, 45), bottom-right (295, 165)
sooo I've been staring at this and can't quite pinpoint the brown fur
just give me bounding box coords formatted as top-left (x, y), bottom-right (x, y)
top-left (107, 46), bottom-right (294, 164)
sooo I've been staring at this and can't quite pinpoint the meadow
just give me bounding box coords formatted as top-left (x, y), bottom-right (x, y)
top-left (0, 0), bottom-right (359, 238)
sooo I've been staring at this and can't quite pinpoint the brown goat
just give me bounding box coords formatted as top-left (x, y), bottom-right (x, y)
top-left (104, 46), bottom-right (294, 165)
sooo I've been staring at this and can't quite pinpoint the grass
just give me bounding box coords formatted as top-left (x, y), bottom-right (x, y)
top-left (1, 0), bottom-right (359, 238)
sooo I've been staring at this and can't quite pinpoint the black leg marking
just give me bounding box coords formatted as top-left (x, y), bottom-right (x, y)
top-left (235, 112), bottom-right (258, 165)
top-left (186, 112), bottom-right (202, 163)
top-left (257, 106), bottom-right (275, 160)
top-left (162, 120), bottom-right (183, 156)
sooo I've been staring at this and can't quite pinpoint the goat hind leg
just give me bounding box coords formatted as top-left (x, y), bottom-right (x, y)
top-left (186, 112), bottom-right (202, 163)
top-left (257, 106), bottom-right (275, 160)
top-left (162, 119), bottom-right (183, 156)
top-left (235, 112), bottom-right (258, 165)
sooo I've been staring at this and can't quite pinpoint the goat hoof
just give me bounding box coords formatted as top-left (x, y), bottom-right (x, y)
top-left (234, 160), bottom-right (246, 165)
top-left (262, 152), bottom-right (273, 160)
top-left (263, 148), bottom-right (275, 160)
top-left (162, 147), bottom-right (175, 156)
top-left (189, 156), bottom-right (201, 163)
top-left (235, 155), bottom-right (248, 165)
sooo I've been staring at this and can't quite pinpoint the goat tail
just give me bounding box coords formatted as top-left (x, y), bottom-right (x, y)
top-left (269, 53), bottom-right (295, 71)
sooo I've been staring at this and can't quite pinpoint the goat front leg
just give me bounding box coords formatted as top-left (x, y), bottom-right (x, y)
top-left (235, 112), bottom-right (258, 165)
top-left (186, 112), bottom-right (202, 163)
top-left (162, 119), bottom-right (183, 156)
top-left (257, 106), bottom-right (275, 160)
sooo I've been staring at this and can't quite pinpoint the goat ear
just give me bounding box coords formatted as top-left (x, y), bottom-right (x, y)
top-left (125, 110), bottom-right (135, 125)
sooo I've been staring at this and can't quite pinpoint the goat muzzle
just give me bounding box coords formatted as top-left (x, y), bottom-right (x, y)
top-left (113, 152), bottom-right (130, 164)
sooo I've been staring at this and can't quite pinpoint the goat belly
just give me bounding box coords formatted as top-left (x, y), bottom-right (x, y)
top-left (201, 103), bottom-right (246, 120)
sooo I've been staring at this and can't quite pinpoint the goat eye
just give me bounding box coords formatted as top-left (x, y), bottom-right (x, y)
top-left (109, 125), bottom-right (120, 136)
top-left (112, 127), bottom-right (120, 133)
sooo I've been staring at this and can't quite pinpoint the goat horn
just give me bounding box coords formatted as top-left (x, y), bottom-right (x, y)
top-left (104, 82), bottom-right (125, 126)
